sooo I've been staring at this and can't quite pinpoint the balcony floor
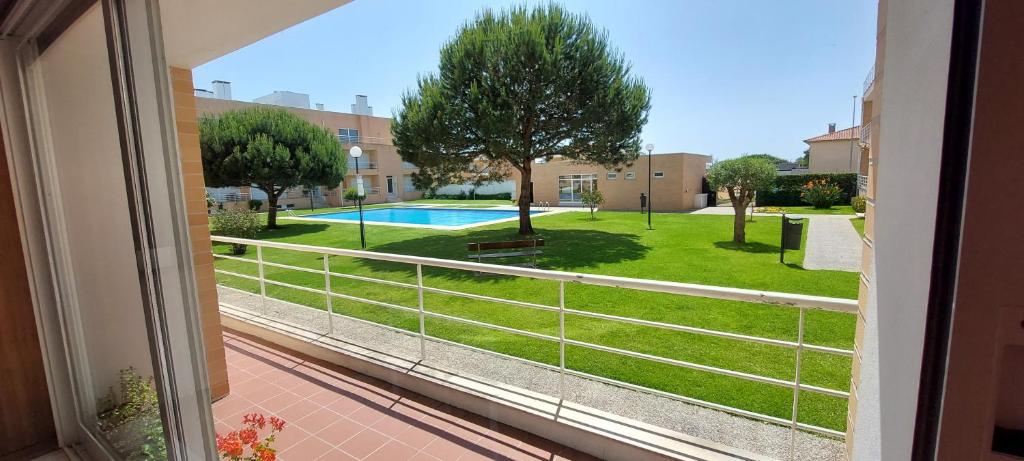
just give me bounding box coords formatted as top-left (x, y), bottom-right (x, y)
top-left (214, 329), bottom-right (597, 461)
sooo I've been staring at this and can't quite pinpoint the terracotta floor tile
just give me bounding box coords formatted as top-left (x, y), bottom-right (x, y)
top-left (369, 414), bottom-right (410, 437)
top-left (409, 453), bottom-right (442, 461)
top-left (393, 425), bottom-right (438, 450)
top-left (314, 448), bottom-right (359, 461)
top-left (327, 396), bottom-right (363, 416)
top-left (421, 436), bottom-right (474, 461)
top-left (281, 434), bottom-right (335, 461)
top-left (277, 398), bottom-right (321, 424)
top-left (297, 407), bottom-right (347, 434)
top-left (273, 425), bottom-right (312, 452)
top-left (315, 418), bottom-right (364, 446)
top-left (337, 429), bottom-right (391, 459)
top-left (347, 406), bottom-right (387, 427)
top-left (364, 440), bottom-right (419, 461)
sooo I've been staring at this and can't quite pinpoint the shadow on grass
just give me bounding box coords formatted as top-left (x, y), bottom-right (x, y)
top-left (357, 227), bottom-right (650, 282)
top-left (257, 223), bottom-right (331, 239)
top-left (713, 241), bottom-right (779, 254)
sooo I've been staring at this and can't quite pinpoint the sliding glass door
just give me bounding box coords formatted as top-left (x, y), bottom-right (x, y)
top-left (557, 174), bottom-right (598, 203)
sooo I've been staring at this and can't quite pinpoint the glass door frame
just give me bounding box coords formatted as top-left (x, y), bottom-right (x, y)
top-left (4, 0), bottom-right (216, 458)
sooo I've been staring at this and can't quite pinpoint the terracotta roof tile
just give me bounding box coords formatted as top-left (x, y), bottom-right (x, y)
top-left (805, 126), bottom-right (860, 143)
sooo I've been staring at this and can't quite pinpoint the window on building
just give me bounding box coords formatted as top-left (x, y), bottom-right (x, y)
top-left (654, 171), bottom-right (665, 179)
top-left (558, 174), bottom-right (597, 203)
top-left (338, 128), bottom-right (359, 143)
top-left (625, 171), bottom-right (636, 180)
top-left (607, 172), bottom-right (617, 180)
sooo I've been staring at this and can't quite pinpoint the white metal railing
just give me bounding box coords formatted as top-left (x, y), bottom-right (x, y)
top-left (210, 236), bottom-right (857, 441)
top-left (863, 65), bottom-right (875, 95)
top-left (340, 135), bottom-right (392, 146)
top-left (857, 175), bottom-right (869, 196)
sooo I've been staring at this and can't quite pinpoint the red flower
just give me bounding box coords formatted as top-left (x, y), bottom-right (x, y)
top-left (238, 428), bottom-right (259, 446)
top-left (269, 416), bottom-right (286, 432)
top-left (242, 413), bottom-right (266, 430)
top-left (216, 432), bottom-right (244, 458)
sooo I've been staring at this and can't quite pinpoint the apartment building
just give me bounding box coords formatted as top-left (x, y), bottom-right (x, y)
top-left (195, 88), bottom-right (422, 209)
top-left (520, 152), bottom-right (711, 211)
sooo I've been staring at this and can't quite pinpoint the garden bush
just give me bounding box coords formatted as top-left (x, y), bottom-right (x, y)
top-left (756, 173), bottom-right (857, 206)
top-left (210, 208), bottom-right (261, 254)
top-left (851, 196), bottom-right (867, 213)
top-left (343, 186), bottom-right (365, 202)
top-left (247, 199), bottom-right (262, 211)
top-left (801, 179), bottom-right (844, 209)
top-left (425, 191), bottom-right (513, 200)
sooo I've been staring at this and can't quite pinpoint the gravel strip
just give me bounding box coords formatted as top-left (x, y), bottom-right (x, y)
top-left (218, 287), bottom-right (845, 461)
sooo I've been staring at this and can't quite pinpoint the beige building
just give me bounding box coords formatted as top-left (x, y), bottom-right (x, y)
top-left (804, 124), bottom-right (864, 174)
top-left (518, 153), bottom-right (710, 211)
top-left (195, 93), bottom-right (422, 209)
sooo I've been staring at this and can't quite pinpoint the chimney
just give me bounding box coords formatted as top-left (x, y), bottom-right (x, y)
top-left (315, 103), bottom-right (325, 111)
top-left (351, 95), bottom-right (373, 116)
top-left (212, 80), bottom-right (232, 100)
top-left (194, 88), bottom-right (215, 98)
top-left (828, 123), bottom-right (836, 133)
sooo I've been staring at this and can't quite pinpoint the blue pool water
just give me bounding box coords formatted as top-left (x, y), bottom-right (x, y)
top-left (306, 207), bottom-right (542, 227)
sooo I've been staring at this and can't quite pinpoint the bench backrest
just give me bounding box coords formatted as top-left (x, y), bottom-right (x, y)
top-left (467, 239), bottom-right (545, 252)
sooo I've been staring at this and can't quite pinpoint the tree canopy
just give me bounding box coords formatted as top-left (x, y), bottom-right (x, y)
top-left (392, 3), bottom-right (651, 234)
top-left (707, 156), bottom-right (777, 243)
top-left (200, 106), bottom-right (346, 228)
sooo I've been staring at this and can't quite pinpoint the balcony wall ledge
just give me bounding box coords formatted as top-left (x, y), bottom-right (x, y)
top-left (219, 303), bottom-right (772, 461)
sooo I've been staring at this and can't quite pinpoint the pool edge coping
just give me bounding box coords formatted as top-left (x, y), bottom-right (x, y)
top-left (281, 206), bottom-right (578, 230)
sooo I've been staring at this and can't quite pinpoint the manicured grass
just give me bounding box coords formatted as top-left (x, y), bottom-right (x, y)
top-left (850, 217), bottom-right (865, 237)
top-left (773, 205), bottom-right (856, 215)
top-left (213, 210), bottom-right (857, 432)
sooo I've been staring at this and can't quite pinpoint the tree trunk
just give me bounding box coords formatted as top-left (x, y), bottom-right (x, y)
top-left (732, 203), bottom-right (746, 243)
top-left (267, 193), bottom-right (280, 229)
top-left (517, 166), bottom-right (535, 235)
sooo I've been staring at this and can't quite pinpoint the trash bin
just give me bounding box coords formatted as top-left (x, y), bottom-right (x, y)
top-left (782, 217), bottom-right (803, 250)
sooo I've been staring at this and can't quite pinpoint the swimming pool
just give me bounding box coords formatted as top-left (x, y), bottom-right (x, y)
top-left (301, 207), bottom-right (543, 229)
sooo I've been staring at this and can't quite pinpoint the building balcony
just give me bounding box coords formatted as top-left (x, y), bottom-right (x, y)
top-left (863, 65), bottom-right (876, 99)
top-left (346, 161), bottom-right (378, 172)
top-left (210, 236), bottom-right (857, 461)
top-left (339, 135), bottom-right (393, 148)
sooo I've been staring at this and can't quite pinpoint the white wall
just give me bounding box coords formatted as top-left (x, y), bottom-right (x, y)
top-left (434, 180), bottom-right (516, 196)
top-left (854, 0), bottom-right (955, 459)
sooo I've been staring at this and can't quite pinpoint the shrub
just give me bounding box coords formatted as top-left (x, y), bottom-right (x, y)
top-left (343, 187), bottom-right (365, 203)
top-left (755, 173), bottom-right (857, 206)
top-left (579, 189), bottom-right (605, 219)
top-left (426, 192), bottom-right (513, 200)
top-left (755, 206), bottom-right (786, 214)
top-left (211, 209), bottom-right (261, 255)
top-left (247, 199), bottom-right (262, 211)
top-left (801, 179), bottom-right (844, 209)
top-left (851, 196), bottom-right (867, 213)
top-left (97, 368), bottom-right (166, 459)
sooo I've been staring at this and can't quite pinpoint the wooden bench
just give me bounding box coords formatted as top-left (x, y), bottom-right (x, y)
top-left (467, 239), bottom-right (545, 268)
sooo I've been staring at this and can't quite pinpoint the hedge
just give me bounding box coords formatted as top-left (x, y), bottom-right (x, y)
top-left (756, 173), bottom-right (857, 206)
top-left (424, 191), bottom-right (513, 200)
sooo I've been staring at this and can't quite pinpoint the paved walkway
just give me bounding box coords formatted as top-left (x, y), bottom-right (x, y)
top-left (691, 207), bottom-right (862, 272)
top-left (802, 216), bottom-right (862, 272)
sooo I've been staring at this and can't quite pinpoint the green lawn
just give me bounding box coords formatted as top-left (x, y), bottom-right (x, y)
top-left (771, 205), bottom-right (856, 215)
top-left (213, 210), bottom-right (857, 432)
top-left (850, 217), bottom-right (865, 237)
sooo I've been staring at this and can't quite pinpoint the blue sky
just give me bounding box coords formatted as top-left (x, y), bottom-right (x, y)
top-left (193, 0), bottom-right (877, 161)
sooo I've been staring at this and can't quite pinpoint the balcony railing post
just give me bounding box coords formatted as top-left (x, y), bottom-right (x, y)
top-left (256, 245), bottom-right (267, 315)
top-left (417, 264), bottom-right (426, 361)
top-left (790, 306), bottom-right (807, 459)
top-left (323, 254), bottom-right (333, 335)
top-left (559, 281), bottom-right (566, 401)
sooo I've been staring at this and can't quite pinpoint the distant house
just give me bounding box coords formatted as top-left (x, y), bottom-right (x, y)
top-left (804, 123), bottom-right (863, 174)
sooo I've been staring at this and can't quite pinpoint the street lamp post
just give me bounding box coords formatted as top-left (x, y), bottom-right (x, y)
top-left (645, 143), bottom-right (654, 230)
top-left (350, 146), bottom-right (367, 249)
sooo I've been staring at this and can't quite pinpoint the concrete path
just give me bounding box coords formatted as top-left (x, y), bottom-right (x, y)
top-left (218, 286), bottom-right (845, 461)
top-left (803, 216), bottom-right (863, 272)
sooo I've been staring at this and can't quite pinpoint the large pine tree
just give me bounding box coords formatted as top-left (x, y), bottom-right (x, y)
top-left (392, 4), bottom-right (651, 234)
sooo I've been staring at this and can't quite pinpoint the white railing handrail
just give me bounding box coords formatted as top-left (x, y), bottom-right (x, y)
top-left (211, 235), bottom-right (857, 443)
top-left (210, 235), bottom-right (856, 312)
